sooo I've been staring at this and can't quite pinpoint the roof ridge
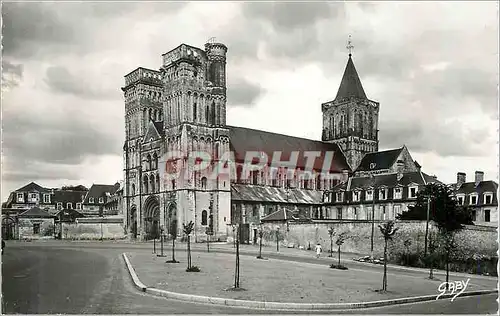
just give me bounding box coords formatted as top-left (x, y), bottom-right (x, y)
top-left (228, 125), bottom-right (327, 144)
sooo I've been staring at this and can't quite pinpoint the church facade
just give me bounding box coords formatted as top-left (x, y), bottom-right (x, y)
top-left (121, 40), bottom-right (438, 242)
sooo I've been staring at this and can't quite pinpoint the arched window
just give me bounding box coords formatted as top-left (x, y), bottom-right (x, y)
top-left (156, 174), bottom-right (160, 192)
top-left (149, 108), bottom-right (153, 120)
top-left (201, 210), bottom-right (208, 225)
top-left (193, 103), bottom-right (197, 121)
top-left (205, 106), bottom-right (209, 123)
top-left (211, 101), bottom-right (216, 125)
top-left (143, 175), bottom-right (149, 193)
top-left (316, 173), bottom-right (322, 190)
top-left (150, 175), bottom-right (155, 193)
top-left (201, 177), bottom-right (207, 189)
top-left (131, 183), bottom-right (136, 196)
top-left (153, 152), bottom-right (158, 169)
top-left (147, 154), bottom-right (152, 170)
top-left (358, 112), bottom-right (363, 136)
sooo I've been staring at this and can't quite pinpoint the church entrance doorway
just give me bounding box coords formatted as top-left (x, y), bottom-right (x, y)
top-left (166, 203), bottom-right (177, 239)
top-left (144, 196), bottom-right (160, 240)
top-left (2, 216), bottom-right (16, 240)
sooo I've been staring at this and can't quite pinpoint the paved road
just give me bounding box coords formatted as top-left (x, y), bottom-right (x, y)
top-left (2, 241), bottom-right (498, 314)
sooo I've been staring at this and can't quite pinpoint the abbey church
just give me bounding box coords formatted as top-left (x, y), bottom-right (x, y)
top-left (121, 41), bottom-right (448, 242)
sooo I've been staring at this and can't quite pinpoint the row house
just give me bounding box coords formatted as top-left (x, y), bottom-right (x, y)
top-left (450, 171), bottom-right (498, 226)
top-left (324, 146), bottom-right (440, 221)
top-left (82, 183), bottom-right (121, 216)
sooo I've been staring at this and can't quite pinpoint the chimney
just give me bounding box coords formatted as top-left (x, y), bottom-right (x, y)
top-left (474, 171), bottom-right (484, 186)
top-left (396, 160), bottom-right (404, 181)
top-left (341, 169), bottom-right (349, 183)
top-left (457, 172), bottom-right (466, 188)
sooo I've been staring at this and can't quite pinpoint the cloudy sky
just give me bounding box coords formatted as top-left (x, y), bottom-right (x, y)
top-left (2, 1), bottom-right (498, 200)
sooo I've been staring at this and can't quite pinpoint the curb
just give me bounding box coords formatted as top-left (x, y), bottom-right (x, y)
top-left (121, 253), bottom-right (497, 310)
top-left (122, 253), bottom-right (147, 292)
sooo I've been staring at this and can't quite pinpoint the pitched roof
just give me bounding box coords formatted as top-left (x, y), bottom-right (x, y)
top-left (53, 190), bottom-right (86, 204)
top-left (228, 126), bottom-right (351, 172)
top-left (83, 184), bottom-right (120, 204)
top-left (55, 208), bottom-right (85, 222)
top-left (19, 207), bottom-right (54, 218)
top-left (231, 184), bottom-right (323, 204)
top-left (333, 171), bottom-right (438, 191)
top-left (452, 181), bottom-right (498, 195)
top-left (15, 182), bottom-right (50, 193)
top-left (261, 209), bottom-right (295, 222)
top-left (355, 148), bottom-right (404, 172)
top-left (334, 55), bottom-right (367, 101)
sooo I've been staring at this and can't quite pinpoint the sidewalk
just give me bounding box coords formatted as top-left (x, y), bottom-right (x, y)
top-left (126, 250), bottom-right (495, 305)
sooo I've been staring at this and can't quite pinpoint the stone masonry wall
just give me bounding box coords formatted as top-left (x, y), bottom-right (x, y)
top-left (60, 222), bottom-right (126, 240)
top-left (255, 221), bottom-right (497, 258)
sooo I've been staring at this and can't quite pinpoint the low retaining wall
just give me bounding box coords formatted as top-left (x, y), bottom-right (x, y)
top-left (253, 221), bottom-right (497, 258)
top-left (59, 217), bottom-right (126, 240)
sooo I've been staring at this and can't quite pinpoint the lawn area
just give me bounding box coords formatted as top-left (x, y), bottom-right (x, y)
top-left (127, 250), bottom-right (491, 304)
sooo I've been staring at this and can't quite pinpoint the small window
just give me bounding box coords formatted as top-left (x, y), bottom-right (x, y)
top-left (337, 192), bottom-right (343, 202)
top-left (89, 197), bottom-right (95, 204)
top-left (379, 189), bottom-right (387, 200)
top-left (337, 208), bottom-right (342, 220)
top-left (17, 193), bottom-right (24, 202)
top-left (252, 206), bottom-right (258, 217)
top-left (224, 217), bottom-right (226, 222)
top-left (484, 209), bottom-right (491, 222)
top-left (353, 207), bottom-right (358, 220)
top-left (99, 197), bottom-right (104, 204)
top-left (76, 203), bottom-right (82, 210)
top-left (485, 194), bottom-right (492, 204)
top-left (251, 170), bottom-right (258, 185)
top-left (458, 196), bottom-right (464, 205)
top-left (394, 188), bottom-right (402, 199)
top-left (366, 190), bottom-right (373, 201)
top-left (172, 180), bottom-right (176, 190)
top-left (380, 206), bottom-right (386, 220)
top-left (353, 191), bottom-right (360, 202)
top-left (471, 210), bottom-right (477, 221)
top-left (57, 202), bottom-right (63, 210)
top-left (33, 223), bottom-right (40, 235)
top-left (66, 203), bottom-right (72, 209)
top-left (43, 194), bottom-right (50, 203)
top-left (201, 210), bottom-right (208, 225)
top-left (471, 195), bottom-right (477, 205)
top-left (201, 177), bottom-right (207, 189)
top-left (409, 187), bottom-right (418, 198)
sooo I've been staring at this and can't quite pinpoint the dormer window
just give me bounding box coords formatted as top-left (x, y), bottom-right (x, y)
top-left (89, 197), bottom-right (95, 204)
top-left (409, 186), bottom-right (418, 199)
top-left (99, 197), bottom-right (104, 204)
top-left (67, 203), bottom-right (72, 209)
top-left (57, 202), bottom-right (63, 210)
top-left (43, 194), bottom-right (51, 204)
top-left (352, 191), bottom-right (360, 202)
top-left (76, 203), bottom-right (82, 210)
top-left (17, 193), bottom-right (24, 203)
top-left (393, 188), bottom-right (402, 199)
top-left (336, 192), bottom-right (343, 202)
top-left (366, 190), bottom-right (373, 201)
top-left (484, 193), bottom-right (493, 205)
top-left (29, 193), bottom-right (39, 202)
top-left (457, 195), bottom-right (465, 205)
top-left (470, 195), bottom-right (478, 205)
top-left (379, 188), bottom-right (387, 200)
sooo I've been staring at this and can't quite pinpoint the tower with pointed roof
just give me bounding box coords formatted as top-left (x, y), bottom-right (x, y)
top-left (321, 46), bottom-right (379, 170)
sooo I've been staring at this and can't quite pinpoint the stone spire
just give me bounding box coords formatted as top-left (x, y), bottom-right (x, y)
top-left (334, 38), bottom-right (367, 101)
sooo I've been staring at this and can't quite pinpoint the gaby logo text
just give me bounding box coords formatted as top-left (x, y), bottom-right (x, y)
top-left (436, 279), bottom-right (470, 302)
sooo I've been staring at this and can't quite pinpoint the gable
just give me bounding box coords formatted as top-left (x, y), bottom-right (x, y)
top-left (143, 121), bottom-right (163, 142)
top-left (355, 148), bottom-right (403, 172)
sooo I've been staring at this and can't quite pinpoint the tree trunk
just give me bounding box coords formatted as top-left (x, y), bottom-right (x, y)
top-left (235, 226), bottom-right (240, 288)
top-left (207, 235), bottom-right (210, 253)
top-left (330, 237), bottom-right (333, 257)
top-left (383, 240), bottom-right (388, 291)
top-left (187, 236), bottom-right (191, 269)
top-left (259, 236), bottom-right (262, 258)
top-left (172, 239), bottom-right (176, 262)
top-left (338, 245), bottom-right (341, 266)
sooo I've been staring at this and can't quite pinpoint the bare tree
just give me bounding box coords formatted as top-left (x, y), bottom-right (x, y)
top-left (328, 226), bottom-right (336, 258)
top-left (183, 221), bottom-right (199, 272)
top-left (256, 226), bottom-right (264, 259)
top-left (334, 232), bottom-right (349, 269)
top-left (379, 221), bottom-right (399, 291)
top-left (166, 220), bottom-right (179, 263)
top-left (234, 224), bottom-right (241, 288)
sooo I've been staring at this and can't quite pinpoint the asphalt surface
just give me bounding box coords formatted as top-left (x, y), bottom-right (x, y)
top-left (2, 241), bottom-right (498, 314)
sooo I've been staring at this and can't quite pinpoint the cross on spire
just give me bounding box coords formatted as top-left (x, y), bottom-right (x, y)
top-left (346, 35), bottom-right (354, 57)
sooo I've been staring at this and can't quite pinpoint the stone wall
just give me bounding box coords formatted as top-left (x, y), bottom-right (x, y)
top-left (59, 220), bottom-right (126, 240)
top-left (255, 221), bottom-right (497, 258)
top-left (18, 218), bottom-right (55, 240)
